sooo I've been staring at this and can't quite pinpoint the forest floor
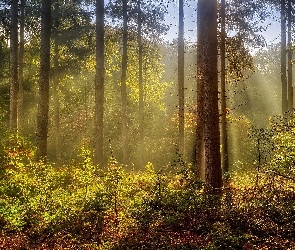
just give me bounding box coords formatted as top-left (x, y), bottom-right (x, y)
top-left (1, 136), bottom-right (295, 249)
top-left (0, 171), bottom-right (295, 250)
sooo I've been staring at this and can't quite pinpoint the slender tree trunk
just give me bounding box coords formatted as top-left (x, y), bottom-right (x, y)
top-left (287, 0), bottom-right (293, 112)
top-left (178, 0), bottom-right (185, 156)
top-left (197, 0), bottom-right (222, 193)
top-left (36, 0), bottom-right (51, 160)
top-left (94, 0), bottom-right (105, 167)
top-left (281, 0), bottom-right (288, 115)
top-left (196, 0), bottom-right (205, 180)
top-left (9, 0), bottom-right (18, 131)
top-left (18, 0), bottom-right (25, 131)
top-left (121, 0), bottom-right (128, 165)
top-left (220, 0), bottom-right (229, 176)
top-left (53, 39), bottom-right (61, 165)
top-left (138, 0), bottom-right (144, 167)
top-left (52, 0), bottom-right (61, 165)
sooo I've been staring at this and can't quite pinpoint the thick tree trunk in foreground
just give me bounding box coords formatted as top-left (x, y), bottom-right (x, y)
top-left (195, 102), bottom-right (205, 180)
top-left (178, 0), bottom-right (185, 156)
top-left (121, 0), bottom-right (128, 165)
top-left (36, 0), bottom-right (51, 160)
top-left (94, 0), bottom-right (105, 167)
top-left (197, 0), bottom-right (222, 193)
top-left (196, 0), bottom-right (205, 180)
top-left (281, 0), bottom-right (288, 115)
top-left (9, 0), bottom-right (18, 131)
top-left (220, 0), bottom-right (229, 176)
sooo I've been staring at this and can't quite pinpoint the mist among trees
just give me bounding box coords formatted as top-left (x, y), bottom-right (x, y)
top-left (0, 0), bottom-right (295, 248)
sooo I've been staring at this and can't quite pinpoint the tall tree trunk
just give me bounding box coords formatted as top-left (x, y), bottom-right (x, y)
top-left (18, 0), bottom-right (25, 131)
top-left (178, 0), bottom-right (185, 156)
top-left (9, 0), bottom-right (18, 131)
top-left (36, 0), bottom-right (51, 160)
top-left (281, 0), bottom-right (288, 115)
top-left (121, 0), bottom-right (128, 165)
top-left (197, 0), bottom-right (222, 193)
top-left (287, 0), bottom-right (293, 112)
top-left (138, 0), bottom-right (144, 167)
top-left (195, 97), bottom-right (205, 180)
top-left (52, 0), bottom-right (61, 165)
top-left (94, 0), bottom-right (105, 167)
top-left (220, 0), bottom-right (229, 176)
top-left (53, 39), bottom-right (61, 165)
top-left (196, 0), bottom-right (205, 180)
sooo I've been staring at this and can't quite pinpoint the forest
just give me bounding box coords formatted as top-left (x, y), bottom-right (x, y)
top-left (0, 0), bottom-right (295, 249)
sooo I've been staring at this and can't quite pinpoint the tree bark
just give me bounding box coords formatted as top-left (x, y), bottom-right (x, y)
top-left (220, 0), bottom-right (229, 176)
top-left (178, 0), bottom-right (185, 156)
top-left (138, 0), bottom-right (144, 167)
top-left (196, 0), bottom-right (205, 180)
top-left (18, 0), bottom-right (25, 131)
top-left (281, 0), bottom-right (288, 115)
top-left (53, 38), bottom-right (61, 165)
top-left (94, 0), bottom-right (105, 167)
top-left (287, 0), bottom-right (293, 112)
top-left (36, 0), bottom-right (51, 160)
top-left (121, 0), bottom-right (128, 165)
top-left (9, 0), bottom-right (18, 131)
top-left (197, 0), bottom-right (222, 193)
top-left (52, 0), bottom-right (61, 165)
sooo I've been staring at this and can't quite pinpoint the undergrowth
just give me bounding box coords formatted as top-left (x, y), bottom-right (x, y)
top-left (0, 134), bottom-right (295, 249)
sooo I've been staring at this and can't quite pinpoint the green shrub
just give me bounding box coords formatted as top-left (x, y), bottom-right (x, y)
top-left (0, 137), bottom-right (105, 237)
